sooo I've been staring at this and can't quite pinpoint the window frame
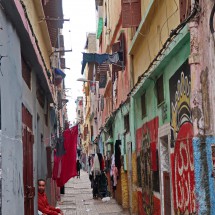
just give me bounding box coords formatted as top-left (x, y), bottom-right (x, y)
top-left (156, 75), bottom-right (164, 106)
top-left (124, 113), bottom-right (130, 133)
top-left (141, 92), bottom-right (146, 118)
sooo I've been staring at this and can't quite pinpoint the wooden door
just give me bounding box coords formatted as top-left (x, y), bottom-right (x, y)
top-left (22, 105), bottom-right (35, 215)
top-left (163, 171), bottom-right (171, 215)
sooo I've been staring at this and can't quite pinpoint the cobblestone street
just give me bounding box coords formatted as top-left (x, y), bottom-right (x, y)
top-left (57, 170), bottom-right (129, 215)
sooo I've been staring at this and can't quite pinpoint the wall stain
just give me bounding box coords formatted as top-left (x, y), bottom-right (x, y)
top-left (200, 67), bottom-right (210, 131)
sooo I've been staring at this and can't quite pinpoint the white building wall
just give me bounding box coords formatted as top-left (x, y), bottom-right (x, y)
top-left (0, 8), bottom-right (24, 214)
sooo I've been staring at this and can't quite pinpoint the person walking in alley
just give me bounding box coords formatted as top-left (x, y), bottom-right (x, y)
top-left (38, 179), bottom-right (64, 215)
top-left (76, 159), bottom-right (81, 178)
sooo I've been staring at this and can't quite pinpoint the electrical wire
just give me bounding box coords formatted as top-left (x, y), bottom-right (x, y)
top-left (128, 0), bottom-right (200, 97)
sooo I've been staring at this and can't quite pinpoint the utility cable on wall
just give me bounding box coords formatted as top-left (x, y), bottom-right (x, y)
top-left (128, 0), bottom-right (200, 97)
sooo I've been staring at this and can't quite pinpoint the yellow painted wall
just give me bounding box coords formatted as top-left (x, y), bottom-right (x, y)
top-left (141, 0), bottom-right (151, 17)
top-left (132, 152), bottom-right (138, 213)
top-left (22, 0), bottom-right (52, 70)
top-left (102, 0), bottom-right (121, 51)
top-left (121, 169), bottom-right (129, 209)
top-left (132, 0), bottom-right (180, 84)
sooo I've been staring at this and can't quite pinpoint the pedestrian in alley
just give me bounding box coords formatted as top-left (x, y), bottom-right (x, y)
top-left (38, 179), bottom-right (64, 215)
top-left (76, 159), bottom-right (81, 178)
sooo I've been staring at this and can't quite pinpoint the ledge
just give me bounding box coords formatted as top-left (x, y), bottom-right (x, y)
top-left (129, 0), bottom-right (155, 55)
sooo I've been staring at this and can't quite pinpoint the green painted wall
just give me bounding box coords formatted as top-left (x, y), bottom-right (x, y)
top-left (130, 26), bottom-right (190, 149)
top-left (112, 103), bottom-right (131, 170)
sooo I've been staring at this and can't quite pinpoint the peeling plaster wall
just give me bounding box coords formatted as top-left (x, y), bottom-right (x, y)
top-left (0, 9), bottom-right (24, 214)
top-left (22, 68), bottom-right (50, 213)
top-left (190, 1), bottom-right (215, 213)
top-left (133, 29), bottom-right (192, 214)
top-left (112, 103), bottom-right (131, 206)
top-left (0, 5), bottom-right (52, 214)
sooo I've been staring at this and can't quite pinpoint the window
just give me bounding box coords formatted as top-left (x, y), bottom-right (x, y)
top-left (124, 114), bottom-right (130, 133)
top-left (22, 56), bottom-right (31, 89)
top-left (141, 93), bottom-right (146, 118)
top-left (78, 110), bottom-right (80, 116)
top-left (122, 0), bottom-right (141, 28)
top-left (36, 80), bottom-right (45, 108)
top-left (111, 32), bottom-right (127, 74)
top-left (91, 126), bottom-right (94, 141)
top-left (156, 75), bottom-right (164, 105)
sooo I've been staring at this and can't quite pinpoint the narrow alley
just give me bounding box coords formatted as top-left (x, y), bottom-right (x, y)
top-left (2, 0), bottom-right (215, 214)
top-left (58, 170), bottom-right (129, 215)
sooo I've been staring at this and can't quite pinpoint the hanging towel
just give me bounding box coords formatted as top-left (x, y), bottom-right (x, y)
top-left (56, 125), bottom-right (78, 187)
top-left (108, 52), bottom-right (119, 64)
top-left (95, 53), bottom-right (109, 64)
top-left (81, 53), bottom-right (95, 74)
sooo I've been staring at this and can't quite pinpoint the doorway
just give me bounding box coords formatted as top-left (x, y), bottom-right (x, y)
top-left (22, 104), bottom-right (34, 215)
top-left (160, 136), bottom-right (171, 215)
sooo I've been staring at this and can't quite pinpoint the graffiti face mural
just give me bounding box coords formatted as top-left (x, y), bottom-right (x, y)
top-left (169, 60), bottom-right (196, 214)
top-left (136, 117), bottom-right (160, 215)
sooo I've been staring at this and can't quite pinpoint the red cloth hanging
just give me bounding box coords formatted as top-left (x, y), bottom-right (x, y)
top-left (57, 125), bottom-right (78, 187)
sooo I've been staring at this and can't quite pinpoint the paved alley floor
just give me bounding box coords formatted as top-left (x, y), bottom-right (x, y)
top-left (57, 170), bottom-right (129, 215)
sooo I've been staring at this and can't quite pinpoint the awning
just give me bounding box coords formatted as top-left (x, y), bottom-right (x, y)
top-left (54, 68), bottom-right (66, 78)
top-left (97, 18), bottom-right (103, 39)
top-left (54, 68), bottom-right (66, 86)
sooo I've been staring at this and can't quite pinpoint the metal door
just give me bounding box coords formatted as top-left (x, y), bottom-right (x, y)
top-left (163, 171), bottom-right (171, 215)
top-left (22, 105), bottom-right (35, 215)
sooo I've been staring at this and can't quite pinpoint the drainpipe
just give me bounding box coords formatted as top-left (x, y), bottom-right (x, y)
top-left (189, 0), bottom-right (204, 137)
top-left (189, 1), bottom-right (211, 214)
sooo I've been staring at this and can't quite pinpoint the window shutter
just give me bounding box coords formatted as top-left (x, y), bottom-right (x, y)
top-left (60, 58), bottom-right (66, 69)
top-left (101, 96), bottom-right (104, 111)
top-left (118, 32), bottom-right (127, 67)
top-left (98, 63), bottom-right (108, 88)
top-left (131, 0), bottom-right (141, 27)
top-left (112, 42), bottom-right (121, 74)
top-left (122, 0), bottom-right (132, 28)
top-left (122, 0), bottom-right (141, 28)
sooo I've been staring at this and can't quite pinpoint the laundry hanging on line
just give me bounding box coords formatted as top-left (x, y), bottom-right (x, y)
top-left (81, 52), bottom-right (123, 74)
top-left (53, 125), bottom-right (78, 187)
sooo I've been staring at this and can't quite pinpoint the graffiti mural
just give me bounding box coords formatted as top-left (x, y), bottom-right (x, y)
top-left (169, 60), bottom-right (196, 214)
top-left (136, 117), bottom-right (160, 215)
top-left (193, 137), bottom-right (215, 215)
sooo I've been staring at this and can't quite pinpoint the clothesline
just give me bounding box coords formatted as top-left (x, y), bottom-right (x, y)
top-left (81, 52), bottom-right (124, 74)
